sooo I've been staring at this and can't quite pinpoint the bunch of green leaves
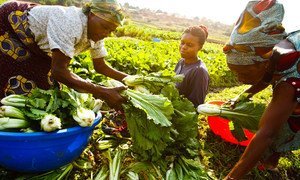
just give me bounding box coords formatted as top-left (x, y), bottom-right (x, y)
top-left (166, 156), bottom-right (212, 180)
top-left (161, 85), bottom-right (200, 158)
top-left (103, 77), bottom-right (176, 162)
top-left (197, 100), bottom-right (266, 141)
top-left (123, 73), bottom-right (200, 159)
top-left (123, 103), bottom-right (173, 161)
top-left (123, 72), bottom-right (184, 94)
top-left (112, 73), bottom-right (212, 178)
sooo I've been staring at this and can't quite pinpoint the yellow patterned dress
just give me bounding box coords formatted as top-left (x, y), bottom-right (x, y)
top-left (0, 1), bottom-right (53, 99)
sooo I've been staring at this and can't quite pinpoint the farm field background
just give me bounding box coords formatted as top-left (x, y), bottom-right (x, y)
top-left (0, 0), bottom-right (299, 179)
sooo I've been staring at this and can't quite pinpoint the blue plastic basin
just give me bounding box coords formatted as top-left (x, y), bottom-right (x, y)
top-left (0, 113), bottom-right (102, 173)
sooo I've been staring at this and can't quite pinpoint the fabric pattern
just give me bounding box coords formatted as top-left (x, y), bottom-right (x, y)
top-left (273, 30), bottom-right (300, 132)
top-left (83, 0), bottom-right (124, 26)
top-left (0, 1), bottom-right (53, 98)
top-left (263, 30), bottom-right (300, 156)
top-left (224, 0), bottom-right (286, 65)
top-left (273, 31), bottom-right (300, 102)
top-left (28, 5), bottom-right (107, 58)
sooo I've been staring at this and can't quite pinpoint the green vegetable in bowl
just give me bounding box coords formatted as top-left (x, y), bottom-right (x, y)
top-left (72, 107), bottom-right (96, 127)
top-left (40, 114), bottom-right (62, 132)
top-left (0, 105), bottom-right (25, 119)
top-left (0, 117), bottom-right (30, 130)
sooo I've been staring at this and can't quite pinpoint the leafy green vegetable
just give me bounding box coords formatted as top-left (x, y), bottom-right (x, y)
top-left (197, 101), bottom-right (266, 140)
top-left (0, 85), bottom-right (101, 131)
top-left (125, 89), bottom-right (173, 127)
top-left (123, 73), bottom-right (184, 94)
top-left (0, 105), bottom-right (25, 119)
top-left (104, 74), bottom-right (211, 178)
top-left (124, 103), bottom-right (172, 161)
top-left (166, 156), bottom-right (212, 180)
top-left (0, 117), bottom-right (30, 130)
top-left (123, 72), bottom-right (184, 87)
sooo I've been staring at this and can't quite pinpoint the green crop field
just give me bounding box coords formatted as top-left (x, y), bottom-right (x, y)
top-left (0, 1), bottom-right (299, 179)
top-left (0, 0), bottom-right (7, 4)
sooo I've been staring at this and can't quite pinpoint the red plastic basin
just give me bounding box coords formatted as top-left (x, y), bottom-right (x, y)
top-left (207, 101), bottom-right (255, 146)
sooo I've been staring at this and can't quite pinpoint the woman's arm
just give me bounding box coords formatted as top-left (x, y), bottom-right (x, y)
top-left (51, 49), bottom-right (126, 110)
top-left (225, 82), bottom-right (297, 179)
top-left (92, 57), bottom-right (128, 82)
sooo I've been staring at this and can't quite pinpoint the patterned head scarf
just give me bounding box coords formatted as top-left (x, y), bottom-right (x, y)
top-left (83, 0), bottom-right (124, 26)
top-left (223, 0), bottom-right (287, 65)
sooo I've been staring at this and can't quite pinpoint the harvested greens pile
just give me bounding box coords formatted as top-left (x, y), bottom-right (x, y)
top-left (0, 73), bottom-right (213, 179)
top-left (0, 85), bottom-right (102, 132)
top-left (96, 72), bottom-right (213, 179)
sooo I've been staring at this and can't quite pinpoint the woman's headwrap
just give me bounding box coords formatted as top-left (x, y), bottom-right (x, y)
top-left (223, 0), bottom-right (287, 65)
top-left (83, 0), bottom-right (124, 26)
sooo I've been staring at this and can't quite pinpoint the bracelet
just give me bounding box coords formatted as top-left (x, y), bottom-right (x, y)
top-left (227, 176), bottom-right (236, 180)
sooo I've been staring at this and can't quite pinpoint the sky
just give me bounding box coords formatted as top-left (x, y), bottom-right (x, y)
top-left (119, 0), bottom-right (299, 33)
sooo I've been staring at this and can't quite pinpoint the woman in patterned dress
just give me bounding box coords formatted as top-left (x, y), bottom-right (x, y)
top-left (0, 0), bottom-right (127, 110)
top-left (223, 0), bottom-right (300, 179)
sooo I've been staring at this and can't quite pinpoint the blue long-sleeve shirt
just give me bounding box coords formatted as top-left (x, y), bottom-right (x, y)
top-left (175, 58), bottom-right (210, 107)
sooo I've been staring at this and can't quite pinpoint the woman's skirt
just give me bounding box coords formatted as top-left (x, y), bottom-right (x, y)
top-left (0, 1), bottom-right (53, 99)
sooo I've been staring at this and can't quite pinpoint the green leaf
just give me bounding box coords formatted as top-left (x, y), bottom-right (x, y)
top-left (125, 89), bottom-right (173, 127)
top-left (220, 101), bottom-right (265, 131)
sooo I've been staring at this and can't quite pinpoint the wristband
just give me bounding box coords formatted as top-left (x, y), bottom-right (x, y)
top-left (228, 176), bottom-right (236, 180)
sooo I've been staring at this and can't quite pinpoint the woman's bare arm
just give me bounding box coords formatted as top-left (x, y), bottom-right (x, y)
top-left (225, 82), bottom-right (297, 179)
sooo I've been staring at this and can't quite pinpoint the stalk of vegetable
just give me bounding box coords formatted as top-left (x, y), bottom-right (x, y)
top-left (107, 148), bottom-right (124, 180)
top-left (196, 104), bottom-right (221, 116)
top-left (0, 94), bottom-right (26, 107)
top-left (123, 73), bottom-right (184, 87)
top-left (0, 117), bottom-right (30, 130)
top-left (94, 166), bottom-right (109, 180)
top-left (97, 139), bottom-right (118, 151)
top-left (91, 99), bottom-right (103, 113)
top-left (40, 114), bottom-right (62, 132)
top-left (0, 105), bottom-right (25, 119)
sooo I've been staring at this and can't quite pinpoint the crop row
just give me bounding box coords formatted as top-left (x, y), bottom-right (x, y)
top-left (72, 37), bottom-right (238, 88)
top-left (106, 37), bottom-right (238, 87)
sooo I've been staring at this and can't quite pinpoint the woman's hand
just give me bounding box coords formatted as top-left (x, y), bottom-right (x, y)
top-left (94, 86), bottom-right (127, 111)
top-left (225, 92), bottom-right (252, 108)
